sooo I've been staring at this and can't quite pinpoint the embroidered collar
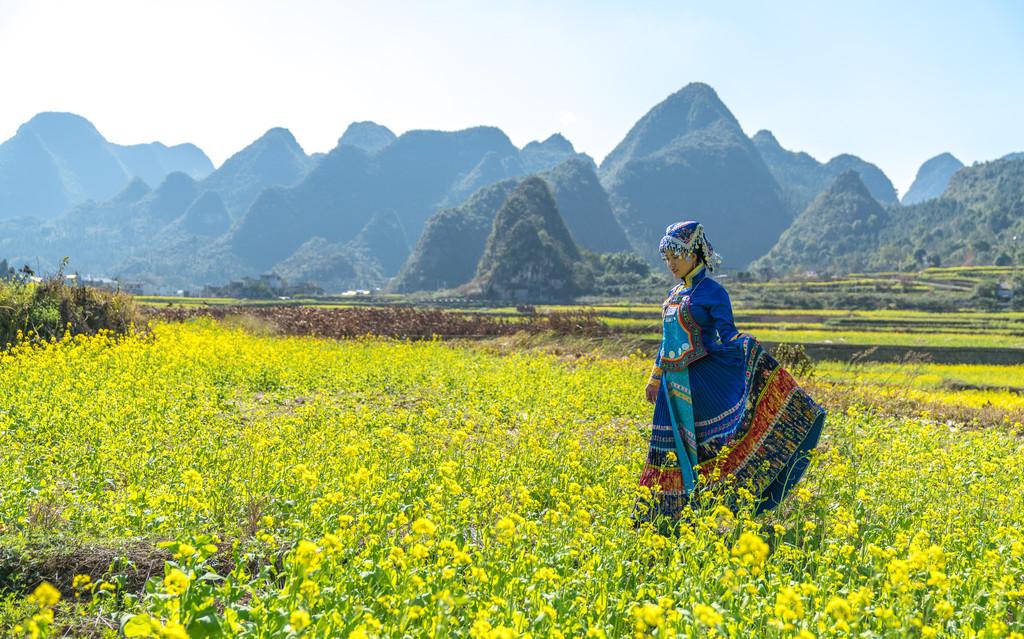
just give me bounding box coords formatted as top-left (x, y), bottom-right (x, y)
top-left (681, 264), bottom-right (706, 289)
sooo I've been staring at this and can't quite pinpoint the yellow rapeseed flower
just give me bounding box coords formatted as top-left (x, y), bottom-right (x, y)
top-left (29, 581), bottom-right (61, 607)
top-left (774, 586), bottom-right (803, 621)
top-left (411, 517), bottom-right (437, 537)
top-left (299, 579), bottom-right (320, 601)
top-left (824, 596), bottom-right (852, 622)
top-left (163, 569), bottom-right (190, 596)
top-left (291, 540), bottom-right (322, 573)
top-left (637, 602), bottom-right (663, 626)
top-left (934, 600), bottom-right (954, 619)
top-left (731, 531), bottom-right (770, 567)
top-left (693, 602), bottom-right (723, 626)
top-left (290, 609), bottom-right (311, 631)
top-left (162, 622), bottom-right (189, 639)
top-left (495, 516), bottom-right (516, 542)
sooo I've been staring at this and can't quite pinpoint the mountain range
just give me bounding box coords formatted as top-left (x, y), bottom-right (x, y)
top-left (223, 126), bottom-right (580, 273)
top-left (752, 156), bottom-right (1024, 275)
top-left (0, 112), bottom-right (212, 221)
top-left (391, 156), bottom-right (628, 294)
top-left (1, 84), bottom-right (1021, 297)
top-left (751, 129), bottom-right (899, 215)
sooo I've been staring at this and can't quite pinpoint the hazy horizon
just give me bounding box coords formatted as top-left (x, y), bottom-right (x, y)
top-left (1, 0), bottom-right (1022, 196)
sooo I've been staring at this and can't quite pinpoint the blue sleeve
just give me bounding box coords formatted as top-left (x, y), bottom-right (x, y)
top-left (706, 282), bottom-right (739, 343)
top-left (651, 286), bottom-right (675, 374)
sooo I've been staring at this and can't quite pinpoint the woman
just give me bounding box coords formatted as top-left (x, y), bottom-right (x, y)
top-left (632, 221), bottom-right (826, 525)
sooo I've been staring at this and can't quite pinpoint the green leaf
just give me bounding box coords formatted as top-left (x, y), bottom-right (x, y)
top-left (123, 613), bottom-right (156, 637)
top-left (187, 609), bottom-right (225, 639)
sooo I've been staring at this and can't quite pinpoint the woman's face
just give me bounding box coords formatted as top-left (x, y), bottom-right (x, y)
top-left (663, 250), bottom-right (698, 279)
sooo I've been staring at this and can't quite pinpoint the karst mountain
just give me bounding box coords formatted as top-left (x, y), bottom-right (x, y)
top-left (599, 83), bottom-right (791, 268)
top-left (1, 85), bottom-right (1021, 294)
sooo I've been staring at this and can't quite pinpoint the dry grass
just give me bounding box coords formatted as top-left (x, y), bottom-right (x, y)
top-left (144, 305), bottom-right (611, 339)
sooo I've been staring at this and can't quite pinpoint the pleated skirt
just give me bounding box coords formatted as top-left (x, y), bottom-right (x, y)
top-left (633, 334), bottom-right (826, 523)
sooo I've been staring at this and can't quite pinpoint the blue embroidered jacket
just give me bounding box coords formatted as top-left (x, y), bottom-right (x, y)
top-left (649, 263), bottom-right (739, 384)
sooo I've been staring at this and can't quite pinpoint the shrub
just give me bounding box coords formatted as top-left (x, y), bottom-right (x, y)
top-left (0, 262), bottom-right (141, 348)
top-left (772, 342), bottom-right (816, 378)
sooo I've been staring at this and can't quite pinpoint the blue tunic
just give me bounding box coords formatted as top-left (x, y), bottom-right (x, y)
top-left (651, 264), bottom-right (749, 452)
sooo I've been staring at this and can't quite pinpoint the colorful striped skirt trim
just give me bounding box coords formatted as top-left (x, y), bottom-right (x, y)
top-left (633, 334), bottom-right (826, 523)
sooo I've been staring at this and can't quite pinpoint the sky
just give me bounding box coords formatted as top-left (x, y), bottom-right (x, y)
top-left (0, 0), bottom-right (1022, 196)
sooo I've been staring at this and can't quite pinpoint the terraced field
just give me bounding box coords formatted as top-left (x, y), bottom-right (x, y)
top-left (140, 297), bottom-right (1024, 360)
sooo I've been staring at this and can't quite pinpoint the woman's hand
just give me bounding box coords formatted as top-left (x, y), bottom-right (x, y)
top-left (645, 382), bottom-right (659, 404)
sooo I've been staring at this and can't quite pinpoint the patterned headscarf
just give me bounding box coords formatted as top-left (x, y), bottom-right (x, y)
top-left (658, 220), bottom-right (723, 272)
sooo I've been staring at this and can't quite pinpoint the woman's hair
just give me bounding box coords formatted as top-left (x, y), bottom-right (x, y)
top-left (693, 245), bottom-right (707, 267)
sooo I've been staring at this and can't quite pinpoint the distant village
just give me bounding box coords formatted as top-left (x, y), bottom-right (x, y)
top-left (24, 271), bottom-right (376, 300)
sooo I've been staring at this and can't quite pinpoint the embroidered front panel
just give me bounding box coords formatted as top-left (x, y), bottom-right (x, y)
top-left (658, 290), bottom-right (708, 372)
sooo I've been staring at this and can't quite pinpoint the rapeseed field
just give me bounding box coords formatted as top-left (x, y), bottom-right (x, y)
top-left (1, 320), bottom-right (1022, 637)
